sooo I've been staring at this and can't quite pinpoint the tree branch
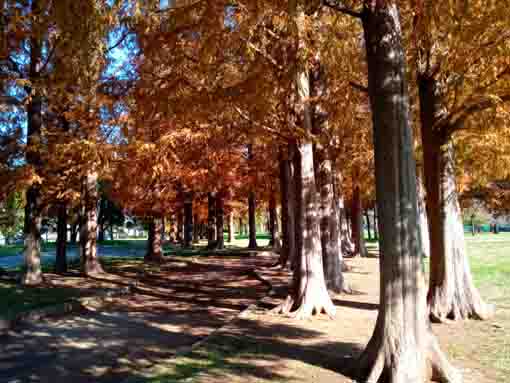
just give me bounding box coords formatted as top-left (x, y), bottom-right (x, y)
top-left (350, 81), bottom-right (368, 93)
top-left (322, 0), bottom-right (363, 19)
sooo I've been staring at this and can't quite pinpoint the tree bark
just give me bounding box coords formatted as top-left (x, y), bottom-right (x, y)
top-left (22, 2), bottom-right (43, 285)
top-left (274, 4), bottom-right (335, 318)
top-left (193, 214), bottom-right (200, 243)
top-left (419, 73), bottom-right (493, 322)
top-left (356, 3), bottom-right (461, 382)
top-left (278, 146), bottom-right (296, 268)
top-left (417, 173), bottom-right (430, 259)
top-left (80, 170), bottom-right (104, 276)
top-left (351, 185), bottom-right (368, 257)
top-left (216, 193), bottom-right (224, 249)
top-left (183, 192), bottom-right (193, 248)
top-left (70, 222), bottom-right (78, 244)
top-left (268, 194), bottom-right (277, 247)
top-left (207, 192), bottom-right (217, 249)
top-left (145, 217), bottom-right (164, 262)
top-left (55, 203), bottom-right (68, 274)
top-left (227, 212), bottom-right (234, 243)
top-left (176, 207), bottom-right (183, 245)
top-left (365, 210), bottom-right (372, 241)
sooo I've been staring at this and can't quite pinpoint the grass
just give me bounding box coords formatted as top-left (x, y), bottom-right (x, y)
top-left (0, 280), bottom-right (80, 320)
top-left (0, 242), bottom-right (64, 258)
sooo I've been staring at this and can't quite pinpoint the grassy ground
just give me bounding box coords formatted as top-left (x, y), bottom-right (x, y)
top-left (0, 242), bottom-right (62, 258)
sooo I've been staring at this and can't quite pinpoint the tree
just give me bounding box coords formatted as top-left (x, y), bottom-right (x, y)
top-left (322, 1), bottom-right (460, 380)
top-left (413, 0), bottom-right (508, 321)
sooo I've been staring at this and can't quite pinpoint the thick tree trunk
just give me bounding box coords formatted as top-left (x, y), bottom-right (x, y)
top-left (419, 74), bottom-right (493, 322)
top-left (207, 192), bottom-right (217, 248)
top-left (55, 203), bottom-right (68, 274)
top-left (275, 6), bottom-right (335, 318)
top-left (356, 4), bottom-right (461, 382)
top-left (227, 212), bottom-right (234, 243)
top-left (80, 171), bottom-right (104, 276)
top-left (310, 56), bottom-right (348, 293)
top-left (22, 12), bottom-right (43, 285)
top-left (145, 217), bottom-right (164, 262)
top-left (183, 193), bottom-right (193, 248)
top-left (216, 194), bottom-right (224, 250)
top-left (247, 191), bottom-right (258, 249)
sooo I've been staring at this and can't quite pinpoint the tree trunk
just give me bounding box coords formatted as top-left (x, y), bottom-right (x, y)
top-left (216, 194), bottom-right (224, 250)
top-left (183, 193), bottom-right (193, 248)
top-left (80, 170), bottom-right (104, 276)
top-left (365, 210), bottom-right (372, 241)
top-left (22, 8), bottom-right (43, 285)
top-left (470, 216), bottom-right (476, 236)
top-left (417, 174), bottom-right (430, 259)
top-left (193, 214), bottom-right (200, 243)
top-left (55, 203), bottom-right (68, 274)
top-left (275, 5), bottom-right (335, 318)
top-left (278, 147), bottom-right (296, 268)
top-left (70, 222), bottom-right (78, 244)
top-left (207, 192), bottom-right (217, 249)
top-left (373, 205), bottom-right (379, 240)
top-left (176, 207), bottom-right (183, 245)
top-left (335, 179), bottom-right (355, 257)
top-left (351, 185), bottom-right (368, 257)
top-left (356, 4), bottom-right (461, 382)
top-left (419, 73), bottom-right (493, 322)
top-left (248, 191), bottom-right (258, 249)
top-left (97, 223), bottom-right (105, 242)
top-left (145, 217), bottom-right (164, 262)
top-left (238, 217), bottom-right (243, 235)
top-left (227, 212), bottom-right (234, 243)
top-left (268, 194), bottom-right (277, 247)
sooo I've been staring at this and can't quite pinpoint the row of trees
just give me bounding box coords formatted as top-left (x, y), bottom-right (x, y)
top-left (1, 0), bottom-right (509, 381)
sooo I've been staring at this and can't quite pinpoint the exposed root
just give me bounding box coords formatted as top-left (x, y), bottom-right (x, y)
top-left (21, 271), bottom-right (44, 286)
top-left (428, 289), bottom-right (495, 322)
top-left (271, 295), bottom-right (294, 315)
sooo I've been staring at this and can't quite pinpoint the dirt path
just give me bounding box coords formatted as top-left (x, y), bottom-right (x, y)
top-left (151, 258), bottom-right (501, 383)
top-left (0, 253), bottom-right (275, 383)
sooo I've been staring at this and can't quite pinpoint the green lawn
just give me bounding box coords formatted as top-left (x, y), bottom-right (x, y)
top-left (0, 242), bottom-right (63, 258)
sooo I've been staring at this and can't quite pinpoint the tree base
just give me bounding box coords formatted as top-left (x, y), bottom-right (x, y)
top-left (358, 329), bottom-right (462, 383)
top-left (272, 290), bottom-right (336, 320)
top-left (428, 288), bottom-right (495, 322)
top-left (21, 271), bottom-right (43, 286)
top-left (83, 261), bottom-right (105, 277)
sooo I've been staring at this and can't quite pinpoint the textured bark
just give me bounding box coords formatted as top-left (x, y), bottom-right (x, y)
top-left (227, 212), bottom-right (234, 242)
top-left (55, 203), bottom-right (68, 274)
top-left (357, 3), bottom-right (461, 382)
top-left (22, 4), bottom-right (43, 285)
top-left (310, 56), bottom-right (348, 293)
top-left (176, 208), bottom-right (184, 245)
top-left (207, 192), bottom-right (217, 248)
top-left (274, 6), bottom-right (335, 319)
top-left (145, 217), bottom-right (164, 262)
top-left (335, 180), bottom-right (355, 257)
top-left (184, 193), bottom-right (193, 248)
top-left (419, 74), bottom-right (493, 322)
top-left (80, 171), bottom-right (104, 276)
top-left (216, 194), bottom-right (225, 250)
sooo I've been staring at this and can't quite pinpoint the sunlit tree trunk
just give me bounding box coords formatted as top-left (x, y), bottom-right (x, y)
top-left (80, 170), bottom-right (104, 276)
top-left (145, 216), bottom-right (163, 262)
top-left (227, 212), bottom-right (234, 242)
top-left (351, 185), bottom-right (368, 257)
top-left (417, 173), bottom-right (430, 259)
top-left (274, 3), bottom-right (335, 318)
top-left (55, 203), bottom-right (68, 274)
top-left (419, 74), bottom-right (493, 322)
top-left (357, 3), bottom-right (460, 381)
top-left (22, 2), bottom-right (43, 285)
